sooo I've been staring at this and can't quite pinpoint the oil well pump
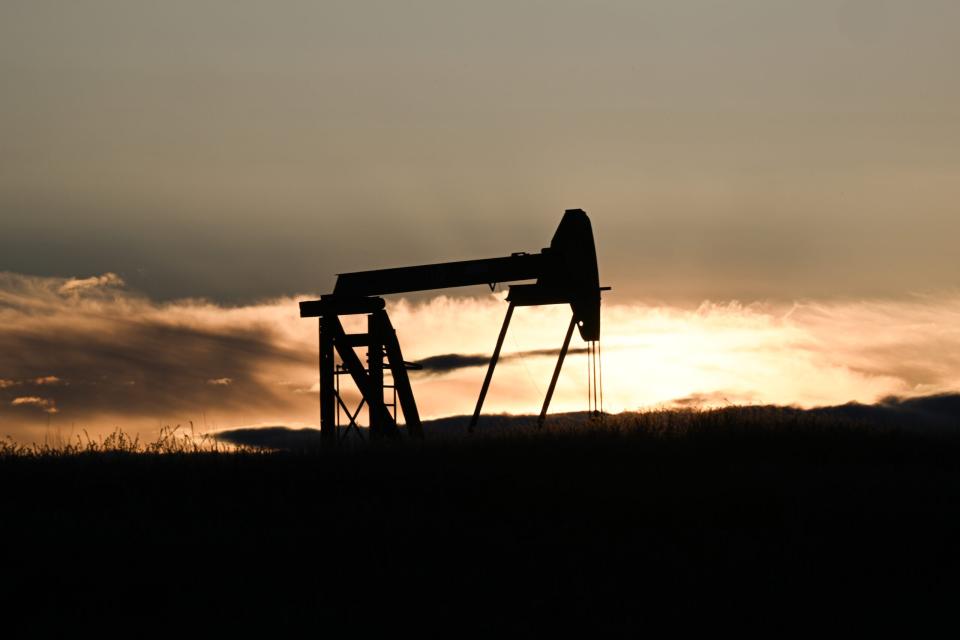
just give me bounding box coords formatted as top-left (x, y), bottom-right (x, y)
top-left (300, 208), bottom-right (608, 444)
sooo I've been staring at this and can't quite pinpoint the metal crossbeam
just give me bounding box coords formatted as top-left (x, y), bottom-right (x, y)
top-left (336, 395), bottom-right (366, 442)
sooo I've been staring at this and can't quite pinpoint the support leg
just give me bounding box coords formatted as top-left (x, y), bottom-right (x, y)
top-left (469, 302), bottom-right (515, 433)
top-left (377, 310), bottom-right (424, 439)
top-left (319, 316), bottom-right (336, 447)
top-left (538, 315), bottom-right (577, 428)
top-left (328, 315), bottom-right (399, 438)
top-left (367, 313), bottom-right (385, 439)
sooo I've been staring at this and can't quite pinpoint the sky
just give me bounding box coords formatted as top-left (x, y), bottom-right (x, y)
top-left (1, 1), bottom-right (959, 441)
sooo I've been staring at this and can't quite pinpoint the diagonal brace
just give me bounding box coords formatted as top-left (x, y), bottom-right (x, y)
top-left (327, 315), bottom-right (399, 437)
top-left (469, 302), bottom-right (515, 433)
top-left (538, 314), bottom-right (577, 428)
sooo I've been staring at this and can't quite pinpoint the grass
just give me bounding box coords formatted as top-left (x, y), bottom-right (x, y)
top-left (0, 423), bottom-right (243, 457)
top-left (2, 406), bottom-right (960, 633)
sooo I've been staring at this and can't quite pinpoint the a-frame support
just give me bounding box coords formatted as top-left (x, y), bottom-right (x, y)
top-left (538, 315), bottom-right (577, 427)
top-left (312, 292), bottom-right (585, 442)
top-left (319, 315), bottom-right (337, 446)
top-left (470, 303), bottom-right (577, 432)
top-left (328, 315), bottom-right (398, 439)
top-left (377, 310), bottom-right (423, 438)
top-left (314, 299), bottom-right (422, 446)
top-left (367, 312), bottom-right (386, 438)
top-left (469, 302), bottom-right (515, 433)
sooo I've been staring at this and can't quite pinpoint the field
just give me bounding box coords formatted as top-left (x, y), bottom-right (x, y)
top-left (3, 402), bottom-right (960, 633)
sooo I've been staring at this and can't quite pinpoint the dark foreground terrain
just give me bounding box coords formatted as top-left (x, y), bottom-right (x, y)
top-left (4, 401), bottom-right (960, 633)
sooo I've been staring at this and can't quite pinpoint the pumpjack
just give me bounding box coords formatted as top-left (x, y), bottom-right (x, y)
top-left (300, 208), bottom-right (608, 444)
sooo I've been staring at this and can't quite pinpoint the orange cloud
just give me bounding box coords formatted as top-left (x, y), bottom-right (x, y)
top-left (58, 273), bottom-right (125, 295)
top-left (11, 396), bottom-right (58, 414)
top-left (1, 271), bottom-right (959, 444)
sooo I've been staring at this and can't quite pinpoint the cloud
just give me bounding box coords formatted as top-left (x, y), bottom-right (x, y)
top-left (11, 396), bottom-right (58, 414)
top-left (1, 270), bottom-right (960, 443)
top-left (58, 273), bottom-right (125, 295)
top-left (214, 426), bottom-right (324, 450)
top-left (670, 391), bottom-right (746, 407)
top-left (0, 375), bottom-right (63, 388)
top-left (415, 353), bottom-right (493, 374)
top-left (0, 318), bottom-right (311, 419)
top-left (808, 393), bottom-right (960, 431)
top-left (0, 271), bottom-right (318, 440)
top-left (415, 347), bottom-right (590, 374)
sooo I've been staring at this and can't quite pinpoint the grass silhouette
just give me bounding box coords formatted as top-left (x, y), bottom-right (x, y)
top-left (3, 405), bottom-right (960, 633)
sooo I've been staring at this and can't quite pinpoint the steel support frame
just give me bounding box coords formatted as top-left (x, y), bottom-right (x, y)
top-left (321, 297), bottom-right (579, 442)
top-left (317, 306), bottom-right (423, 447)
top-left (470, 302), bottom-right (577, 432)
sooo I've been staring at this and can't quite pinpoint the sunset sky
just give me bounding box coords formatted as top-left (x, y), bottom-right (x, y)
top-left (2, 1), bottom-right (959, 442)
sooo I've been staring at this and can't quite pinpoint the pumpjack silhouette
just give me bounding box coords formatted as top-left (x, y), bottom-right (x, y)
top-left (300, 208), bottom-right (608, 444)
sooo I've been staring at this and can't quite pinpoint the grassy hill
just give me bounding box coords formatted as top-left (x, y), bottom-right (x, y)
top-left (3, 400), bottom-right (960, 633)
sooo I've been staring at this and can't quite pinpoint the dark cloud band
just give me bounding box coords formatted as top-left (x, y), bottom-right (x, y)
top-left (415, 347), bottom-right (590, 375)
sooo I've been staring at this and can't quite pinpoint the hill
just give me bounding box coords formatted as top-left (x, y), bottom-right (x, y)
top-left (3, 397), bottom-right (960, 633)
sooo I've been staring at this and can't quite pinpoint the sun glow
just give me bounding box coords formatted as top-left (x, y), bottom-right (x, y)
top-left (390, 293), bottom-right (960, 419)
top-left (2, 272), bottom-right (959, 442)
